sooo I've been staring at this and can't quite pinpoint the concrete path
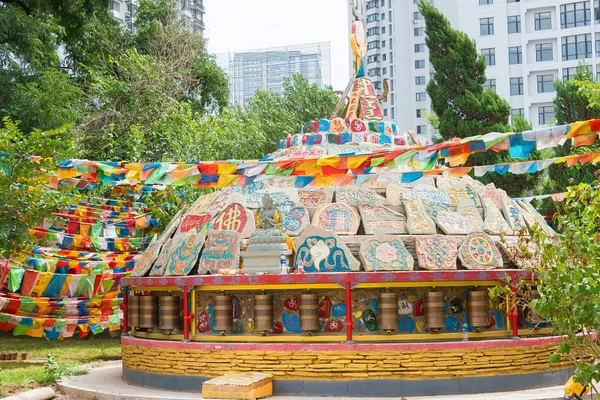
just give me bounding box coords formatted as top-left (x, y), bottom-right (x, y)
top-left (58, 362), bottom-right (592, 400)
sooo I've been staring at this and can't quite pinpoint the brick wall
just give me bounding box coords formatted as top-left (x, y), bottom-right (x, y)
top-left (122, 342), bottom-right (573, 380)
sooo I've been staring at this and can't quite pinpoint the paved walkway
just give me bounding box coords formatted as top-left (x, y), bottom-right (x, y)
top-left (58, 362), bottom-right (589, 400)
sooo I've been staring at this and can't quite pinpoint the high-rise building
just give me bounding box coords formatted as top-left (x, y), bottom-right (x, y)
top-left (217, 42), bottom-right (332, 107)
top-left (109, 0), bottom-right (204, 34)
top-left (354, 0), bottom-right (600, 141)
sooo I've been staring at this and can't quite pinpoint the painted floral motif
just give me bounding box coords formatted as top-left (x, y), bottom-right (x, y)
top-left (278, 200), bottom-right (309, 236)
top-left (361, 239), bottom-right (413, 271)
top-left (415, 235), bottom-right (458, 270)
top-left (298, 190), bottom-right (327, 208)
top-left (458, 232), bottom-right (502, 270)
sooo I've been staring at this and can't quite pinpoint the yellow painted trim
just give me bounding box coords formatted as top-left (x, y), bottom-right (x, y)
top-left (190, 334), bottom-right (347, 343)
top-left (133, 331), bottom-right (185, 341)
top-left (355, 280), bottom-right (505, 289)
top-left (194, 284), bottom-right (342, 291)
top-left (353, 330), bottom-right (511, 342)
top-left (131, 286), bottom-right (182, 293)
top-left (520, 327), bottom-right (554, 336)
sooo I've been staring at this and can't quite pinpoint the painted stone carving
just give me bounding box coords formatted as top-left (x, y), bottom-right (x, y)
top-left (164, 230), bottom-right (207, 276)
top-left (514, 202), bottom-right (537, 229)
top-left (518, 201), bottom-right (556, 237)
top-left (415, 235), bottom-right (458, 270)
top-left (244, 188), bottom-right (300, 209)
top-left (149, 238), bottom-right (172, 276)
top-left (362, 309), bottom-right (378, 331)
top-left (359, 204), bottom-right (407, 235)
top-left (278, 200), bottom-right (310, 237)
top-left (435, 176), bottom-right (463, 191)
top-left (498, 240), bottom-right (540, 269)
top-left (199, 230), bottom-right (241, 274)
top-left (319, 296), bottom-right (332, 318)
top-left (325, 319), bottom-right (343, 333)
top-left (359, 235), bottom-right (414, 271)
top-left (403, 199), bottom-right (437, 235)
top-left (398, 299), bottom-right (413, 315)
top-left (335, 187), bottom-right (389, 206)
top-left (406, 184), bottom-right (451, 206)
top-left (458, 232), bottom-right (503, 270)
top-left (293, 226), bottom-right (360, 272)
top-left (457, 199), bottom-right (483, 224)
top-left (480, 184), bottom-right (505, 209)
top-left (422, 199), bottom-right (448, 220)
top-left (385, 185), bottom-right (405, 206)
top-left (313, 203), bottom-right (360, 235)
top-left (177, 213), bottom-right (213, 235)
top-left (435, 211), bottom-right (482, 235)
top-left (297, 188), bottom-right (333, 209)
top-left (132, 235), bottom-right (162, 277)
top-left (448, 184), bottom-right (481, 207)
top-left (501, 198), bottom-right (527, 233)
top-left (213, 203), bottom-right (255, 239)
top-left (482, 198), bottom-right (512, 235)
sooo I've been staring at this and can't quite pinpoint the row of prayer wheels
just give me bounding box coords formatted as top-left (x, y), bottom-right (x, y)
top-left (424, 291), bottom-right (489, 332)
top-left (128, 294), bottom-right (182, 332)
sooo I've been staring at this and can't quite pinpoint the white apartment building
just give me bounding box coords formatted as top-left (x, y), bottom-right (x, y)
top-left (355, 0), bottom-right (600, 141)
top-left (110, 0), bottom-right (205, 34)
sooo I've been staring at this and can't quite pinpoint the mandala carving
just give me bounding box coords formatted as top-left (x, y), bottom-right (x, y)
top-left (415, 235), bottom-right (458, 270)
top-left (458, 232), bottom-right (502, 270)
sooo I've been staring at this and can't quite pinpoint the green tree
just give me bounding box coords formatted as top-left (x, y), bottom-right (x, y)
top-left (247, 74), bottom-right (338, 155)
top-left (0, 118), bottom-right (77, 260)
top-left (418, 0), bottom-right (511, 140)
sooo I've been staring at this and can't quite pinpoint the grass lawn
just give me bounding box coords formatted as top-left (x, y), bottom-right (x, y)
top-left (0, 333), bottom-right (121, 398)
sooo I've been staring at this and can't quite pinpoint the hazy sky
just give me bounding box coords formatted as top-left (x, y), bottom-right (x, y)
top-left (203, 0), bottom-right (351, 90)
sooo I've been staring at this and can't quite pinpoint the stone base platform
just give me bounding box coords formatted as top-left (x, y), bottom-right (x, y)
top-left (121, 336), bottom-right (575, 397)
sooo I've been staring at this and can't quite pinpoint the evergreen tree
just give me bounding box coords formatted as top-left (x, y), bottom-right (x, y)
top-left (418, 0), bottom-right (510, 140)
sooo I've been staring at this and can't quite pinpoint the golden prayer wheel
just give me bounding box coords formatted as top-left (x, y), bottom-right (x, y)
top-left (127, 295), bottom-right (140, 328)
top-left (378, 293), bottom-right (398, 333)
top-left (139, 295), bottom-right (158, 329)
top-left (528, 289), bottom-right (544, 325)
top-left (467, 290), bottom-right (488, 328)
top-left (254, 294), bottom-right (274, 333)
top-left (300, 294), bottom-right (320, 332)
top-left (159, 295), bottom-right (181, 331)
top-left (425, 292), bottom-right (445, 331)
top-left (214, 295), bottom-right (233, 333)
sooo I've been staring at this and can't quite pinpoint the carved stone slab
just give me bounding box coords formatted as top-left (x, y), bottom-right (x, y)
top-left (132, 235), bottom-right (161, 277)
top-left (435, 210), bottom-right (482, 235)
top-left (149, 238), bottom-right (172, 276)
top-left (518, 201), bottom-right (556, 237)
top-left (458, 232), bottom-right (503, 270)
top-left (199, 230), bottom-right (241, 274)
top-left (406, 184), bottom-right (451, 206)
top-left (435, 176), bottom-right (462, 191)
top-left (385, 185), bottom-right (406, 206)
top-left (403, 199), bottom-right (437, 235)
top-left (415, 235), bottom-right (458, 270)
top-left (482, 198), bottom-right (512, 235)
top-left (501, 198), bottom-right (527, 233)
top-left (164, 231), bottom-right (207, 276)
top-left (481, 184), bottom-right (505, 209)
top-left (335, 187), bottom-right (389, 206)
top-left (457, 199), bottom-right (483, 224)
top-left (213, 203), bottom-right (255, 239)
top-left (278, 200), bottom-right (310, 237)
top-left (297, 188), bottom-right (333, 209)
top-left (313, 203), bottom-right (360, 235)
top-left (498, 240), bottom-right (540, 269)
top-left (177, 213), bottom-right (213, 235)
top-left (359, 204), bottom-right (407, 235)
top-left (448, 184), bottom-right (481, 207)
top-left (360, 235), bottom-right (414, 271)
top-left (244, 188), bottom-right (300, 209)
top-left (293, 225), bottom-right (360, 272)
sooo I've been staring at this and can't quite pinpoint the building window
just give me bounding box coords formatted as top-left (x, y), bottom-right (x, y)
top-left (509, 46), bottom-right (522, 64)
top-left (382, 12), bottom-right (385, 20)
top-left (482, 48), bottom-right (496, 66)
top-left (414, 27), bottom-right (424, 36)
top-left (367, 41), bottom-right (380, 50)
top-left (535, 43), bottom-right (553, 61)
top-left (511, 108), bottom-right (525, 118)
top-left (414, 12), bottom-right (423, 21)
top-left (416, 109), bottom-right (425, 118)
top-left (367, 27), bottom-right (380, 36)
top-left (479, 0), bottom-right (492, 4)
top-left (537, 74), bottom-right (555, 93)
top-left (508, 15), bottom-right (521, 33)
top-left (480, 17), bottom-right (494, 35)
top-left (560, 1), bottom-right (591, 29)
top-left (416, 92), bottom-right (427, 101)
top-left (538, 106), bottom-right (555, 125)
top-left (382, 26), bottom-right (386, 34)
top-left (415, 60), bottom-right (425, 69)
top-left (383, 67), bottom-right (387, 75)
top-left (510, 77), bottom-right (523, 96)
top-left (596, 32), bottom-right (600, 56)
top-left (382, 40), bottom-right (386, 48)
top-left (417, 125), bottom-right (427, 135)
top-left (382, 54), bottom-right (387, 61)
top-left (110, 0), bottom-right (120, 11)
top-left (368, 68), bottom-right (381, 76)
top-left (563, 65), bottom-right (591, 80)
top-left (596, 0), bottom-right (600, 23)
top-left (373, 81), bottom-right (382, 90)
top-left (366, 0), bottom-right (379, 10)
top-left (534, 12), bottom-right (552, 30)
top-left (415, 43), bottom-right (425, 52)
top-left (483, 79), bottom-right (497, 92)
top-left (561, 34), bottom-right (592, 60)
top-left (367, 54), bottom-right (380, 63)
top-left (415, 76), bottom-right (426, 85)
top-left (367, 13), bottom-right (379, 23)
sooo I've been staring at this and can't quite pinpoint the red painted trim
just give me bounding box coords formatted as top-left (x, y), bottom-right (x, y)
top-left (123, 269), bottom-right (532, 288)
top-left (183, 285), bottom-right (189, 341)
top-left (122, 287), bottom-right (128, 334)
top-left (122, 335), bottom-right (562, 352)
top-left (345, 282), bottom-right (353, 342)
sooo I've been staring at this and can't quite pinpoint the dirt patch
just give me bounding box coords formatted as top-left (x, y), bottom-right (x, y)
top-left (0, 382), bottom-right (43, 398)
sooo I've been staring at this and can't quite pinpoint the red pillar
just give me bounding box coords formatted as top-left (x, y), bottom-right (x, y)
top-left (183, 285), bottom-right (190, 341)
top-left (121, 287), bottom-right (129, 336)
top-left (511, 286), bottom-right (519, 339)
top-left (345, 282), bottom-right (353, 343)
